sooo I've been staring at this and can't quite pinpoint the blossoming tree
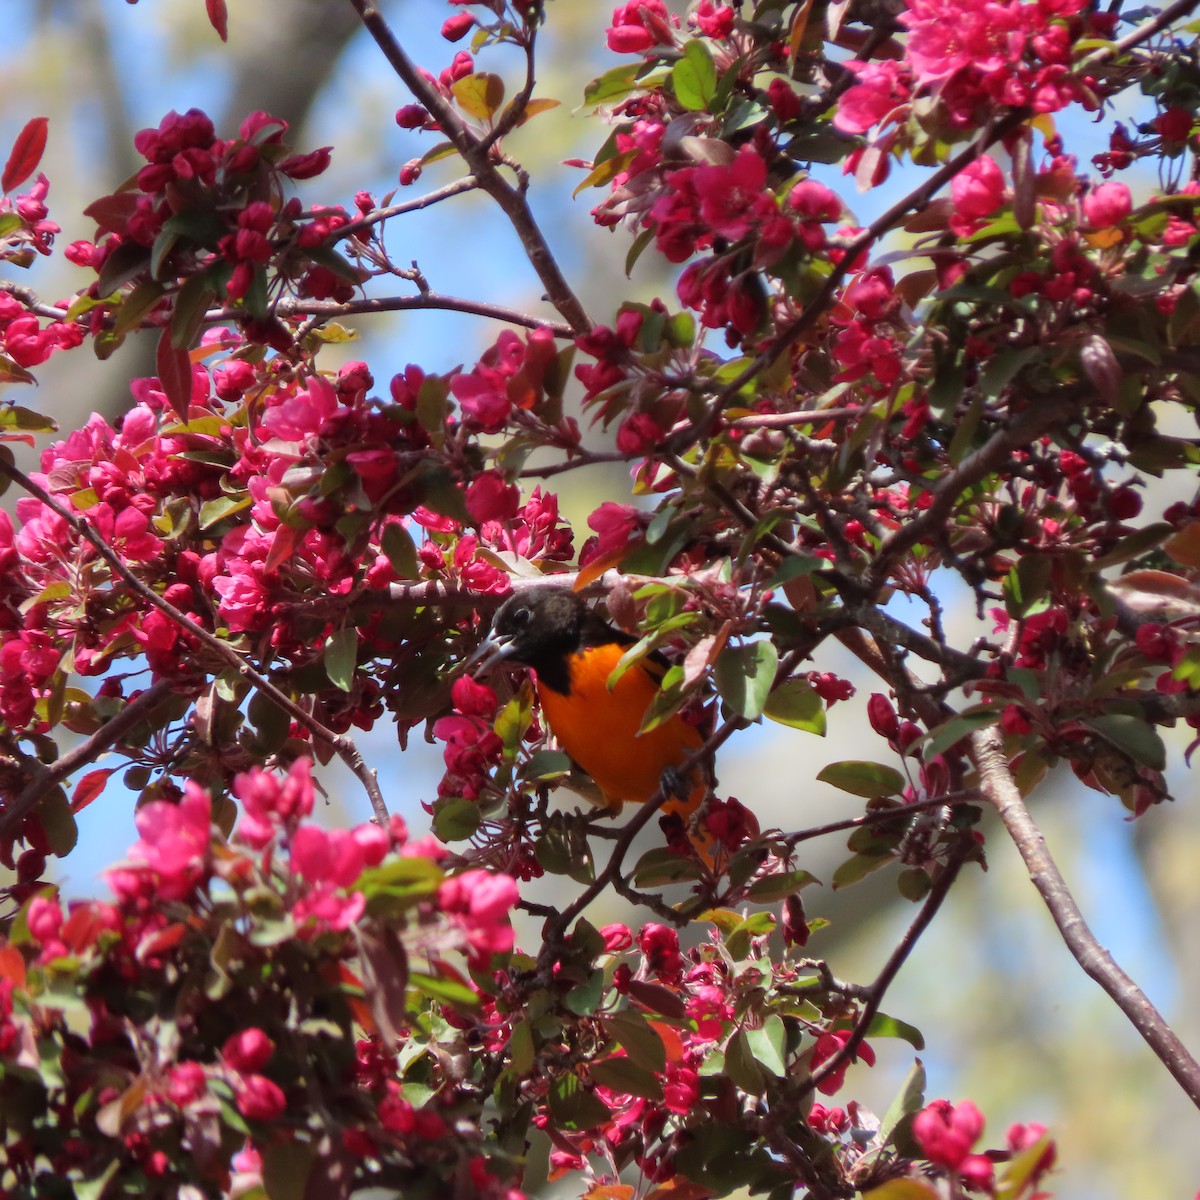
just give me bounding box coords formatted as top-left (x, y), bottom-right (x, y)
top-left (0, 0), bottom-right (1199, 1195)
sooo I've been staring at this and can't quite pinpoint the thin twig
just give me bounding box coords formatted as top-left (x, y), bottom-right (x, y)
top-left (972, 725), bottom-right (1200, 1109)
top-left (330, 176), bottom-right (480, 241)
top-left (537, 716), bottom-right (744, 967)
top-left (0, 460), bottom-right (390, 824)
top-left (0, 679), bottom-right (180, 840)
top-left (803, 837), bottom-right (971, 1097)
top-left (781, 791), bottom-right (979, 848)
top-left (206, 292), bottom-right (574, 337)
top-left (668, 110), bottom-right (1032, 454)
top-left (347, 0), bottom-right (592, 335)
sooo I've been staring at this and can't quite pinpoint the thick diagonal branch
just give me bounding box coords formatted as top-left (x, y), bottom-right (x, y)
top-left (972, 725), bottom-right (1200, 1108)
top-left (347, 0), bottom-right (591, 335)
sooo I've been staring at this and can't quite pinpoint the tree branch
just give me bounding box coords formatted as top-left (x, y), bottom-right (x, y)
top-left (972, 725), bottom-right (1200, 1108)
top-left (0, 460), bottom-right (390, 824)
top-left (0, 679), bottom-right (181, 840)
top-left (208, 292), bottom-right (575, 337)
top-left (802, 836), bottom-right (972, 1097)
top-left (347, 0), bottom-right (592, 335)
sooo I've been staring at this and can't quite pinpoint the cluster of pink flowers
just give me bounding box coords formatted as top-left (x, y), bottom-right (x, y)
top-left (0, 751), bottom-right (527, 1195)
top-left (0, 286), bottom-right (81, 371)
top-left (913, 1099), bottom-right (1056, 1195)
top-left (69, 108), bottom-right (347, 322)
top-left (433, 675), bottom-right (507, 800)
top-left (836, 0), bottom-right (1106, 149)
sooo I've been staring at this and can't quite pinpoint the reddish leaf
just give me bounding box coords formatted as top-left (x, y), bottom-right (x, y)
top-left (2, 117), bottom-right (49, 194)
top-left (0, 946), bottom-right (26, 988)
top-left (71, 768), bottom-right (114, 813)
top-left (206, 0), bottom-right (229, 41)
top-left (61, 904), bottom-right (113, 954)
top-left (83, 190), bottom-right (140, 237)
top-left (156, 327), bottom-right (193, 420)
top-left (136, 922), bottom-right (188, 961)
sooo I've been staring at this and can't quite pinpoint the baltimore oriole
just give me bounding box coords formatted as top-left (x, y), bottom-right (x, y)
top-left (471, 589), bottom-right (709, 826)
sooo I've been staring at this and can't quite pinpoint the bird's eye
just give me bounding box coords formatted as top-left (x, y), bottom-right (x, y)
top-left (510, 604), bottom-right (532, 628)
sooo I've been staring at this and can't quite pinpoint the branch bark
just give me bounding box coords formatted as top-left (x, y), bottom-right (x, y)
top-left (972, 725), bottom-right (1200, 1108)
top-left (347, 0), bottom-right (592, 335)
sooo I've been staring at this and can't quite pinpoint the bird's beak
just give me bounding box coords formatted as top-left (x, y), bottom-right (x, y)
top-left (463, 628), bottom-right (517, 675)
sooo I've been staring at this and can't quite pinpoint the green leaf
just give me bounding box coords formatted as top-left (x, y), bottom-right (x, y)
top-left (978, 345), bottom-right (1039, 398)
top-left (604, 1010), bottom-right (667, 1074)
top-left (817, 760), bottom-right (906, 799)
top-left (509, 1020), bottom-right (535, 1074)
top-left (672, 39), bottom-right (718, 111)
top-left (431, 796), bottom-right (481, 841)
top-left (878, 1058), bottom-right (926, 1148)
top-left (381, 521), bottom-right (418, 578)
top-left (922, 708), bottom-right (999, 760)
top-left (38, 786), bottom-right (77, 857)
top-left (198, 493), bottom-right (251, 530)
top-left (262, 1141), bottom-right (314, 1200)
top-left (590, 1054), bottom-right (664, 1101)
top-left (746, 869), bottom-right (820, 902)
top-left (744, 1014), bottom-right (788, 1078)
top-left (1084, 713), bottom-right (1166, 771)
top-left (723, 1029), bottom-right (767, 1095)
top-left (409, 970), bottom-right (479, 1008)
top-left (832, 851), bottom-right (891, 889)
top-left (452, 72), bottom-right (505, 121)
top-left (324, 627), bottom-right (358, 692)
top-left (763, 678), bottom-right (826, 734)
top-left (865, 1012), bottom-right (925, 1050)
top-left (582, 62), bottom-right (643, 107)
top-left (1003, 554), bottom-right (1052, 617)
top-left (548, 1072), bottom-right (611, 1131)
top-left (714, 639), bottom-right (778, 721)
top-left (624, 226), bottom-right (655, 276)
top-left (357, 856), bottom-right (443, 901)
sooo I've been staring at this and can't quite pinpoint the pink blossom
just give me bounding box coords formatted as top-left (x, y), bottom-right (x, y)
top-left (608, 0), bottom-right (676, 53)
top-left (167, 1061), bottom-right (208, 1107)
top-left (662, 1065), bottom-right (700, 1114)
top-left (108, 782), bottom-right (212, 902)
top-left (437, 869), bottom-right (519, 967)
top-left (900, 0), bottom-right (1026, 85)
top-left (638, 923), bottom-right (682, 980)
top-left (1083, 180), bottom-right (1132, 228)
top-left (600, 923), bottom-right (633, 952)
top-left (235, 1073), bottom-right (287, 1122)
top-left (834, 61), bottom-right (911, 134)
top-left (293, 885), bottom-right (366, 934)
top-left (466, 471), bottom-right (520, 526)
top-left (451, 370), bottom-right (512, 433)
top-left (234, 758), bottom-right (316, 848)
top-left (912, 1099), bottom-right (986, 1169)
top-left (693, 146), bottom-right (774, 242)
top-left (580, 501), bottom-right (641, 566)
top-left (692, 1), bottom-right (735, 38)
top-left (952, 154), bottom-right (1006, 223)
top-left (290, 824), bottom-right (367, 889)
top-left (260, 375), bottom-right (339, 443)
top-left (223, 1028), bottom-right (275, 1073)
top-left (810, 1029), bottom-right (876, 1095)
top-left (442, 12), bottom-right (474, 40)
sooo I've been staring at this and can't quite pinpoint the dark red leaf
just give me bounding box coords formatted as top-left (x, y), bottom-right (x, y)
top-left (206, 0), bottom-right (228, 41)
top-left (82, 190), bottom-right (140, 237)
top-left (71, 768), bottom-right (114, 813)
top-left (156, 327), bottom-right (193, 420)
top-left (2, 117), bottom-right (49, 194)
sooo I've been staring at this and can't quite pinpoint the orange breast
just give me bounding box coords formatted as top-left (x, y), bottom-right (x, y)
top-left (535, 642), bottom-right (705, 813)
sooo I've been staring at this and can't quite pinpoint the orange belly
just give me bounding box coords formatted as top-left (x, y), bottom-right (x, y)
top-left (535, 643), bottom-right (705, 813)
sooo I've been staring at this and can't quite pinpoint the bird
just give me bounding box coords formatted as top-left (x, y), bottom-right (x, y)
top-left (469, 589), bottom-right (709, 829)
